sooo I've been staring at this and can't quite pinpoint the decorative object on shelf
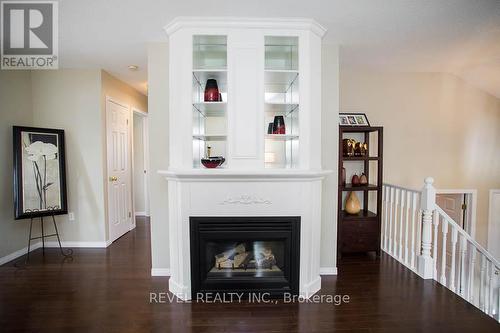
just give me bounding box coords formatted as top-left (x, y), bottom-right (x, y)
top-left (201, 156), bottom-right (225, 168)
top-left (345, 192), bottom-right (361, 215)
top-left (361, 142), bottom-right (368, 155)
top-left (272, 115), bottom-right (285, 134)
top-left (339, 113), bottom-right (370, 127)
top-left (201, 145), bottom-right (225, 168)
top-left (13, 126), bottom-right (68, 220)
top-left (341, 167), bottom-right (346, 186)
top-left (351, 174), bottom-right (360, 186)
top-left (354, 141), bottom-right (363, 156)
top-left (343, 138), bottom-right (368, 157)
top-left (342, 138), bottom-right (355, 157)
top-left (359, 173), bottom-right (368, 186)
top-left (204, 79), bottom-right (221, 102)
top-left (267, 122), bottom-right (274, 134)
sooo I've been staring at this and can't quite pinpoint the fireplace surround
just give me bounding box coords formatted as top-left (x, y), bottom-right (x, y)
top-left (190, 216), bottom-right (300, 297)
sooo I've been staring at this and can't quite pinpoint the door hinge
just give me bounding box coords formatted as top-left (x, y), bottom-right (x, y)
top-left (462, 203), bottom-right (467, 210)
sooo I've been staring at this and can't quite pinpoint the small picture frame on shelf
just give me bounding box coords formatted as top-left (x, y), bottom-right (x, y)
top-left (339, 113), bottom-right (370, 127)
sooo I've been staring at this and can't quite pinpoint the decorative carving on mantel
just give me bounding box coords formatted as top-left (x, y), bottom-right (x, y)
top-left (220, 194), bottom-right (272, 205)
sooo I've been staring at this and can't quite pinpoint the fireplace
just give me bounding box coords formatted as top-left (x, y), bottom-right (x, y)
top-left (190, 217), bottom-right (300, 297)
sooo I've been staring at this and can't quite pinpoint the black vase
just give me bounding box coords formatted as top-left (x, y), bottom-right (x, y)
top-left (267, 122), bottom-right (274, 134)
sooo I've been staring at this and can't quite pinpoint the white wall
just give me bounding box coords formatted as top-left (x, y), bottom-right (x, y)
top-left (340, 70), bottom-right (500, 246)
top-left (31, 70), bottom-right (107, 244)
top-left (321, 44), bottom-right (340, 268)
top-left (148, 42), bottom-right (170, 271)
top-left (133, 114), bottom-right (146, 214)
top-left (0, 71), bottom-right (36, 262)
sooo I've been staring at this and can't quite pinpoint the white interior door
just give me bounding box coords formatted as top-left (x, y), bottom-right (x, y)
top-left (488, 190), bottom-right (500, 259)
top-left (106, 98), bottom-right (132, 243)
top-left (437, 194), bottom-right (465, 229)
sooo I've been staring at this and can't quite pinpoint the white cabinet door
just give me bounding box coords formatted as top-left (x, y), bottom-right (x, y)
top-left (227, 32), bottom-right (264, 168)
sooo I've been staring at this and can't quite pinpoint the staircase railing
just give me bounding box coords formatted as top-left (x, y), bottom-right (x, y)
top-left (382, 178), bottom-right (500, 322)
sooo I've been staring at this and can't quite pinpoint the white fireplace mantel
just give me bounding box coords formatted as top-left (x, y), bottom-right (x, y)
top-left (158, 169), bottom-right (332, 181)
top-left (161, 169), bottom-right (330, 300)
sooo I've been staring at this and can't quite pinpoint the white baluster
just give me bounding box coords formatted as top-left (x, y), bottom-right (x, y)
top-left (410, 192), bottom-right (418, 269)
top-left (404, 191), bottom-right (410, 265)
top-left (449, 226), bottom-right (458, 293)
top-left (480, 255), bottom-right (486, 310)
top-left (383, 186), bottom-right (389, 251)
top-left (388, 187), bottom-right (394, 256)
top-left (459, 235), bottom-right (467, 297)
top-left (468, 246), bottom-right (476, 305)
top-left (394, 188), bottom-right (400, 257)
top-left (432, 211), bottom-right (439, 280)
top-left (440, 217), bottom-right (448, 286)
top-left (488, 260), bottom-right (493, 315)
top-left (399, 189), bottom-right (405, 260)
top-left (417, 177), bottom-right (436, 279)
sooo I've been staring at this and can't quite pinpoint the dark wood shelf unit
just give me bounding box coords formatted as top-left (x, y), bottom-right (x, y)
top-left (341, 184), bottom-right (379, 191)
top-left (337, 126), bottom-right (383, 259)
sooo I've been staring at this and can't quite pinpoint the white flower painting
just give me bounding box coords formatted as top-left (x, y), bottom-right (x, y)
top-left (21, 132), bottom-right (62, 213)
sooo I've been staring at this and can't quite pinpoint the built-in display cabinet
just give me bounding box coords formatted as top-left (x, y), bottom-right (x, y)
top-left (166, 18), bottom-right (325, 171)
top-left (161, 18), bottom-right (331, 300)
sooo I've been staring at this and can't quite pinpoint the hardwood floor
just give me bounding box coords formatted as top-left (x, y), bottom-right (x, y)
top-left (0, 217), bottom-right (498, 332)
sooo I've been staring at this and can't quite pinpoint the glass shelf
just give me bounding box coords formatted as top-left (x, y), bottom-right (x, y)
top-left (193, 102), bottom-right (226, 117)
top-left (193, 35), bottom-right (228, 168)
top-left (265, 103), bottom-right (299, 115)
top-left (193, 134), bottom-right (227, 141)
top-left (265, 36), bottom-right (298, 71)
top-left (264, 36), bottom-right (300, 169)
top-left (265, 134), bottom-right (299, 141)
top-left (193, 35), bottom-right (227, 70)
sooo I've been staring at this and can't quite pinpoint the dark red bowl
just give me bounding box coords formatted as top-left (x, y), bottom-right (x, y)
top-left (201, 157), bottom-right (225, 168)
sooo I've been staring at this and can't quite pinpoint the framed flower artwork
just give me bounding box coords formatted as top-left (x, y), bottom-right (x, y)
top-left (13, 126), bottom-right (68, 219)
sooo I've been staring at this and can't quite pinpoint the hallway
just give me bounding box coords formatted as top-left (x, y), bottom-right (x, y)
top-left (0, 217), bottom-right (498, 332)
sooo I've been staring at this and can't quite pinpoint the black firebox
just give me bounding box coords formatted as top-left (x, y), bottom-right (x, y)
top-left (190, 217), bottom-right (300, 297)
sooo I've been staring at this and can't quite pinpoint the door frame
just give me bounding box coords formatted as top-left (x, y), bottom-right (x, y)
top-left (105, 96), bottom-right (134, 240)
top-left (131, 108), bottom-right (150, 219)
top-left (436, 189), bottom-right (477, 239)
top-left (488, 189), bottom-right (500, 255)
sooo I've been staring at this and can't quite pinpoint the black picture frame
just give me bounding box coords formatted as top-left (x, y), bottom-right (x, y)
top-left (13, 126), bottom-right (68, 220)
top-left (339, 113), bottom-right (371, 127)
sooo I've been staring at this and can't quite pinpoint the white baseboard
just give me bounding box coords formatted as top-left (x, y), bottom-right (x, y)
top-left (151, 268), bottom-right (171, 276)
top-left (0, 243), bottom-right (42, 265)
top-left (320, 267), bottom-right (338, 275)
top-left (135, 212), bottom-right (146, 216)
top-left (0, 240), bottom-right (109, 266)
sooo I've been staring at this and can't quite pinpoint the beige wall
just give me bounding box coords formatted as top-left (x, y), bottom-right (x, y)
top-left (31, 69), bottom-right (107, 243)
top-left (101, 70), bottom-right (147, 114)
top-left (0, 69), bottom-right (148, 262)
top-left (340, 70), bottom-right (500, 246)
top-left (148, 43), bottom-right (170, 271)
top-left (0, 71), bottom-right (35, 261)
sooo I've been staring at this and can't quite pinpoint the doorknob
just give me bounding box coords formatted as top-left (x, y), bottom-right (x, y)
top-left (109, 176), bottom-right (118, 182)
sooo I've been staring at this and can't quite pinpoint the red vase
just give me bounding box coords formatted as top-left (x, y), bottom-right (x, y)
top-left (272, 116), bottom-right (285, 134)
top-left (204, 79), bottom-right (220, 102)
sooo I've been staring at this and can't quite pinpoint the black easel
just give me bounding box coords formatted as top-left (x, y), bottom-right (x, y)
top-left (25, 208), bottom-right (73, 263)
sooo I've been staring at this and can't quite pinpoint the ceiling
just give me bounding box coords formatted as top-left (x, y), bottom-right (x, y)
top-left (59, 0), bottom-right (500, 98)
